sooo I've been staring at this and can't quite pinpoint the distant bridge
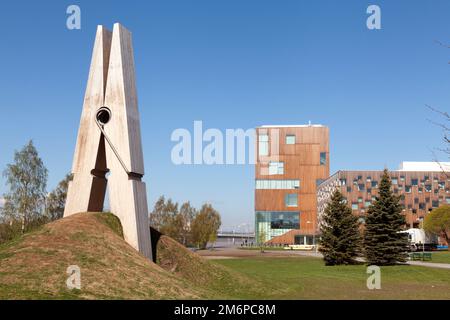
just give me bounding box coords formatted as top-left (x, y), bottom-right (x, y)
top-left (217, 231), bottom-right (255, 238)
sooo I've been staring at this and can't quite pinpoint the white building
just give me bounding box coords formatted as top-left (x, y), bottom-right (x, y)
top-left (398, 161), bottom-right (450, 172)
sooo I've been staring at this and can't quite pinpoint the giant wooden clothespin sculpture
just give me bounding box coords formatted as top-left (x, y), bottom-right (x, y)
top-left (64, 23), bottom-right (152, 260)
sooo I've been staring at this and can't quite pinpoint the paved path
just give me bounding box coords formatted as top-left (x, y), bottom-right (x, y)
top-left (288, 251), bottom-right (450, 270)
top-left (406, 261), bottom-right (450, 269)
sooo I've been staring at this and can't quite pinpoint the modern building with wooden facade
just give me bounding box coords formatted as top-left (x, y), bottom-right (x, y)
top-left (317, 162), bottom-right (450, 245)
top-left (255, 124), bottom-right (329, 245)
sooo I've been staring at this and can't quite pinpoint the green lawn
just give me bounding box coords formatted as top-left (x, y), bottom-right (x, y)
top-left (213, 257), bottom-right (450, 299)
top-left (429, 251), bottom-right (450, 264)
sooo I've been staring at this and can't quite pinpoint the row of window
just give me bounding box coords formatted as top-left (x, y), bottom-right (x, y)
top-left (343, 184), bottom-right (447, 194)
top-left (256, 178), bottom-right (325, 189)
top-left (341, 176), bottom-right (448, 188)
top-left (350, 197), bottom-right (450, 211)
top-left (256, 179), bottom-right (300, 190)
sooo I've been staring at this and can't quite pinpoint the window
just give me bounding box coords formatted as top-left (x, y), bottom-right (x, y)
top-left (367, 188), bottom-right (372, 194)
top-left (411, 179), bottom-right (418, 186)
top-left (285, 194), bottom-right (298, 207)
top-left (358, 184), bottom-right (365, 191)
top-left (405, 186), bottom-right (411, 193)
top-left (351, 203), bottom-right (358, 210)
top-left (285, 135), bottom-right (296, 145)
top-left (258, 134), bottom-right (269, 156)
top-left (320, 152), bottom-right (327, 165)
top-left (295, 235), bottom-right (305, 245)
top-left (269, 162), bottom-right (284, 175)
top-left (347, 186), bottom-right (352, 192)
top-left (438, 182), bottom-right (445, 190)
top-left (305, 236), bottom-right (314, 245)
top-left (392, 178), bottom-right (398, 185)
top-left (358, 197), bottom-right (363, 203)
top-left (371, 181), bottom-right (378, 188)
top-left (425, 185), bottom-right (432, 192)
top-left (256, 179), bottom-right (300, 190)
top-left (340, 179), bottom-right (347, 186)
top-left (432, 200), bottom-right (439, 208)
top-left (365, 201), bottom-right (371, 207)
top-left (446, 197), bottom-right (450, 204)
top-left (295, 234), bottom-right (315, 245)
top-left (419, 203), bottom-right (426, 210)
top-left (256, 211), bottom-right (300, 236)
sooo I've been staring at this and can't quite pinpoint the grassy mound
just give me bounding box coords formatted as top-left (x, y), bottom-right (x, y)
top-left (0, 213), bottom-right (207, 299)
top-left (155, 235), bottom-right (270, 299)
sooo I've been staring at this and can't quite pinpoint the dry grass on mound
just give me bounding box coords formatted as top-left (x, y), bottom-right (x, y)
top-left (0, 213), bottom-right (206, 299)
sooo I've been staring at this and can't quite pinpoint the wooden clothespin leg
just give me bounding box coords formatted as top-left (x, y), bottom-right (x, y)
top-left (64, 24), bottom-right (153, 261)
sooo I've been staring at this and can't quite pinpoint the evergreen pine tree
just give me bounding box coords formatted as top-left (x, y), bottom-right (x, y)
top-left (364, 169), bottom-right (409, 265)
top-left (319, 189), bottom-right (361, 265)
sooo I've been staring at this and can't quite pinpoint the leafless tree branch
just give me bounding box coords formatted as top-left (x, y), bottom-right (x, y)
top-left (430, 148), bottom-right (450, 179)
top-left (434, 40), bottom-right (450, 49)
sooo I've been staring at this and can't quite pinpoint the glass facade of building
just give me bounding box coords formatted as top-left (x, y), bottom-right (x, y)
top-left (255, 211), bottom-right (300, 243)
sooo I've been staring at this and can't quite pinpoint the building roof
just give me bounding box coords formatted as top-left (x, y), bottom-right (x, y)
top-left (258, 124), bottom-right (325, 128)
top-left (398, 161), bottom-right (450, 172)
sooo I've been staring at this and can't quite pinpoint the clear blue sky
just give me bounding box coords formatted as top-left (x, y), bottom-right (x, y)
top-left (0, 0), bottom-right (449, 229)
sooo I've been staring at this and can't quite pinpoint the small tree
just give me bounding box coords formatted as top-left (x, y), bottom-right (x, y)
top-left (191, 204), bottom-right (221, 249)
top-left (2, 141), bottom-right (48, 233)
top-left (149, 195), bottom-right (167, 230)
top-left (46, 173), bottom-right (72, 221)
top-left (149, 196), bottom-right (182, 240)
top-left (424, 205), bottom-right (450, 249)
top-left (364, 169), bottom-right (409, 265)
top-left (160, 198), bottom-right (180, 240)
top-left (319, 189), bottom-right (361, 265)
top-left (257, 230), bottom-right (267, 253)
top-left (179, 201), bottom-right (197, 246)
